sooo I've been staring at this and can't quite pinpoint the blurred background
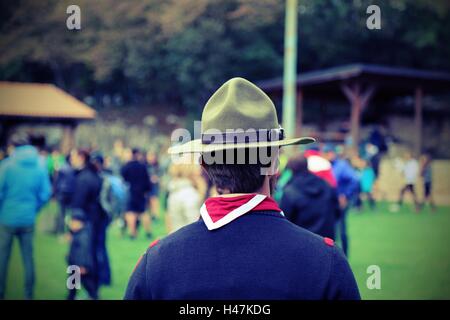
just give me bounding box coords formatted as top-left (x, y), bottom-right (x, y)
top-left (0, 0), bottom-right (449, 300)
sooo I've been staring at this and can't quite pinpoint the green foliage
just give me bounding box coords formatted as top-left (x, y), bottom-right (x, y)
top-left (0, 0), bottom-right (449, 110)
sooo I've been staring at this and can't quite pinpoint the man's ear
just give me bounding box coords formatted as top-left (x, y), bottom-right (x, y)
top-left (268, 174), bottom-right (278, 197)
top-left (266, 147), bottom-right (280, 176)
top-left (272, 150), bottom-right (280, 174)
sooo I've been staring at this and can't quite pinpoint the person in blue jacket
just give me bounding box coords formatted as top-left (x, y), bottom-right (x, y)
top-left (323, 144), bottom-right (359, 256)
top-left (124, 78), bottom-right (360, 300)
top-left (0, 134), bottom-right (51, 299)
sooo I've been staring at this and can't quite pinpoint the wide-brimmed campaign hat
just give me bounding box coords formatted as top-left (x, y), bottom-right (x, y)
top-left (168, 77), bottom-right (315, 154)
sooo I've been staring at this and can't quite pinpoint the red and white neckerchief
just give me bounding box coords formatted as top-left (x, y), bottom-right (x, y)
top-left (200, 193), bottom-right (283, 231)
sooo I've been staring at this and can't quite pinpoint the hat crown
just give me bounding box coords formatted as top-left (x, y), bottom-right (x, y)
top-left (201, 78), bottom-right (279, 133)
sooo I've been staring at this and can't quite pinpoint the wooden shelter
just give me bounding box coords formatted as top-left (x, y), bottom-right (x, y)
top-left (258, 64), bottom-right (450, 156)
top-left (0, 81), bottom-right (96, 153)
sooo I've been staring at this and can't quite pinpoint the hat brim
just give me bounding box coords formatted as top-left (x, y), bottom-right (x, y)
top-left (168, 137), bottom-right (315, 154)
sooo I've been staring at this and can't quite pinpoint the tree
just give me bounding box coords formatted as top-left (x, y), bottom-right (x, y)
top-left (0, 0), bottom-right (448, 110)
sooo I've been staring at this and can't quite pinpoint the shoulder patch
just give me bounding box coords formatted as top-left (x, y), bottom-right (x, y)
top-left (149, 239), bottom-right (160, 248)
top-left (323, 237), bottom-right (334, 247)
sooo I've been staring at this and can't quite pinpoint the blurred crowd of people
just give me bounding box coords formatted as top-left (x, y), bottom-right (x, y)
top-left (0, 128), bottom-right (436, 299)
top-left (0, 133), bottom-right (209, 299)
top-left (275, 134), bottom-right (436, 257)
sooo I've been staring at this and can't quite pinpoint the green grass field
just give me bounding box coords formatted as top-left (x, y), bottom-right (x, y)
top-left (4, 201), bottom-right (450, 300)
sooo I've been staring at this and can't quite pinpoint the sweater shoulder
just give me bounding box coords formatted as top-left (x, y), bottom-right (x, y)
top-left (143, 221), bottom-right (204, 254)
top-left (288, 220), bottom-right (336, 252)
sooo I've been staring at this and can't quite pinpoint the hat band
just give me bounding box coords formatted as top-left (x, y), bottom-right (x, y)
top-left (201, 127), bottom-right (285, 145)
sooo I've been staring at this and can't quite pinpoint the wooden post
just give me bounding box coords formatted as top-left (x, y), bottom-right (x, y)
top-left (295, 89), bottom-right (303, 136)
top-left (414, 86), bottom-right (423, 157)
top-left (60, 123), bottom-right (77, 154)
top-left (282, 0), bottom-right (298, 139)
top-left (351, 92), bottom-right (361, 151)
top-left (341, 83), bottom-right (376, 153)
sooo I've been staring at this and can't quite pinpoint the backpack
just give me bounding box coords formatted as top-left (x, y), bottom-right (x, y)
top-left (100, 173), bottom-right (129, 219)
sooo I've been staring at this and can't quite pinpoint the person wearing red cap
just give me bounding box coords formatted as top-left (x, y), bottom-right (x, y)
top-left (304, 148), bottom-right (337, 188)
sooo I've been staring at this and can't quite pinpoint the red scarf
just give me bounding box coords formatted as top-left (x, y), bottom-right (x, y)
top-left (200, 193), bottom-right (282, 230)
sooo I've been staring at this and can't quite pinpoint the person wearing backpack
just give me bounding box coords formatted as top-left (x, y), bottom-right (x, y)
top-left (70, 150), bottom-right (111, 298)
top-left (99, 166), bottom-right (129, 222)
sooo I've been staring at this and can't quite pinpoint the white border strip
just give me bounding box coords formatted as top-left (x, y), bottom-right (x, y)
top-left (200, 194), bottom-right (267, 231)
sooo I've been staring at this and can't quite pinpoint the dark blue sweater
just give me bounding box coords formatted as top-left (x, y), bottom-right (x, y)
top-left (124, 210), bottom-right (360, 300)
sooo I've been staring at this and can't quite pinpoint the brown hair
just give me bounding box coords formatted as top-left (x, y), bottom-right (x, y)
top-left (200, 148), bottom-right (271, 194)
